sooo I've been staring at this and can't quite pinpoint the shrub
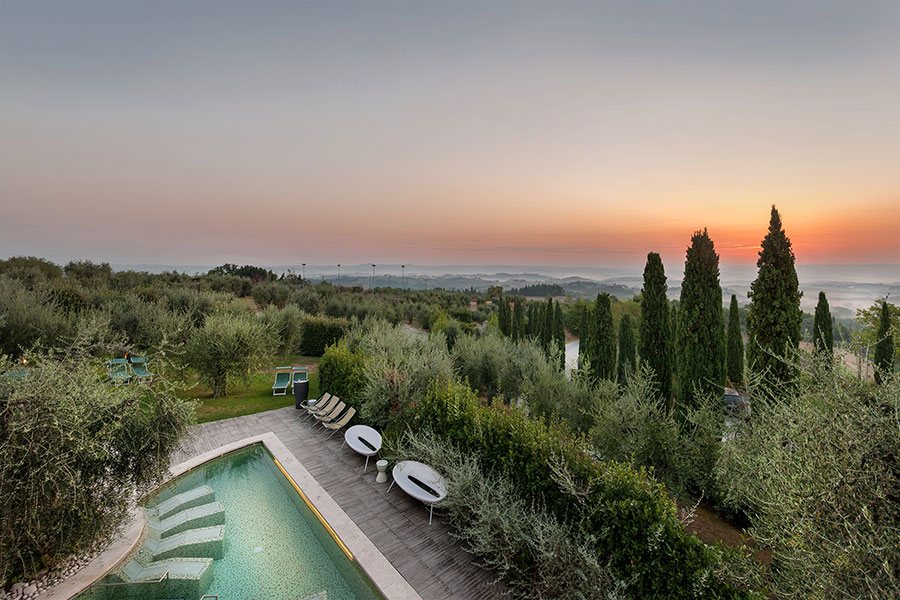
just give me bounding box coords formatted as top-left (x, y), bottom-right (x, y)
top-left (252, 281), bottom-right (291, 308)
top-left (184, 312), bottom-right (274, 397)
top-left (317, 341), bottom-right (367, 406)
top-left (260, 304), bottom-right (305, 354)
top-left (452, 332), bottom-right (546, 402)
top-left (0, 351), bottom-right (193, 584)
top-left (0, 276), bottom-right (72, 357)
top-left (102, 294), bottom-right (193, 352)
top-left (716, 356), bottom-right (899, 598)
top-left (299, 315), bottom-right (349, 356)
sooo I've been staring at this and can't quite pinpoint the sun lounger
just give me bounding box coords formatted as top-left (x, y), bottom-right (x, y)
top-left (272, 367), bottom-right (292, 396)
top-left (324, 407), bottom-right (356, 439)
top-left (309, 395), bottom-right (340, 417)
top-left (302, 393), bottom-right (331, 420)
top-left (129, 356), bottom-right (153, 380)
top-left (315, 401), bottom-right (346, 427)
top-left (107, 358), bottom-right (131, 384)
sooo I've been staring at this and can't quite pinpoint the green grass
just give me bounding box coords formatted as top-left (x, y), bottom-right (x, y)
top-left (180, 355), bottom-right (322, 424)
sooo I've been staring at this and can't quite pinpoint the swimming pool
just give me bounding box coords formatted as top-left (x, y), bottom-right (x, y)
top-left (80, 443), bottom-right (385, 600)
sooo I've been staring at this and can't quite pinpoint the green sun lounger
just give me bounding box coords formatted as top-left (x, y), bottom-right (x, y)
top-left (130, 356), bottom-right (153, 380)
top-left (272, 367), bottom-right (292, 396)
top-left (107, 358), bottom-right (132, 384)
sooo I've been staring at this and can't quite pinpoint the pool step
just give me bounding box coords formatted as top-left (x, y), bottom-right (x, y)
top-left (150, 501), bottom-right (225, 539)
top-left (144, 525), bottom-right (225, 561)
top-left (115, 557), bottom-right (214, 599)
top-left (152, 485), bottom-right (215, 520)
top-left (300, 593), bottom-right (327, 600)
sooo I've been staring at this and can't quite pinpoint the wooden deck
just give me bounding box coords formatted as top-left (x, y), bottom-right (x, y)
top-left (172, 407), bottom-right (504, 600)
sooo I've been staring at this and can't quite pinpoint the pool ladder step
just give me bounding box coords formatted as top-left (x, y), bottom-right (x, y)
top-left (142, 525), bottom-right (225, 561)
top-left (111, 557), bottom-right (214, 599)
top-left (151, 485), bottom-right (216, 520)
top-left (150, 501), bottom-right (225, 539)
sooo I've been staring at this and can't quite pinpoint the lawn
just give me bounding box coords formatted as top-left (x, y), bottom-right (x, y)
top-left (179, 355), bottom-right (322, 423)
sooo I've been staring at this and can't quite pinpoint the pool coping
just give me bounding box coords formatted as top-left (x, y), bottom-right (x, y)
top-left (38, 432), bottom-right (422, 600)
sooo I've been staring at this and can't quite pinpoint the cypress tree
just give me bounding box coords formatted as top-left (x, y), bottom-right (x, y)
top-left (578, 305), bottom-right (591, 370)
top-left (511, 299), bottom-right (525, 341)
top-left (617, 314), bottom-right (637, 385)
top-left (874, 300), bottom-right (894, 384)
top-left (813, 291), bottom-right (834, 357)
top-left (526, 303), bottom-right (537, 337)
top-left (676, 228), bottom-right (725, 409)
top-left (590, 293), bottom-right (617, 381)
top-left (498, 293), bottom-right (511, 336)
top-left (639, 252), bottom-right (672, 400)
top-left (541, 297), bottom-right (554, 355)
top-left (554, 302), bottom-right (565, 369)
top-left (726, 294), bottom-right (744, 386)
top-left (746, 206), bottom-right (802, 386)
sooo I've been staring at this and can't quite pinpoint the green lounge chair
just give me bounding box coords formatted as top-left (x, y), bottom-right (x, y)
top-left (272, 367), bottom-right (292, 396)
top-left (108, 358), bottom-right (132, 384)
top-left (130, 356), bottom-right (153, 381)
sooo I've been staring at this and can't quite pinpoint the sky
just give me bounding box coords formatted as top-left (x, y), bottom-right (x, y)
top-left (1, 1), bottom-right (898, 270)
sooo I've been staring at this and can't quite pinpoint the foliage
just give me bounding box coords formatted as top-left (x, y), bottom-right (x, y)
top-left (726, 295), bottom-right (744, 386)
top-left (587, 293), bottom-right (617, 381)
top-left (873, 300), bottom-right (894, 384)
top-left (409, 381), bottom-right (754, 599)
top-left (854, 300), bottom-right (900, 369)
top-left (676, 228), bottom-right (725, 410)
top-left (251, 281), bottom-right (291, 308)
top-left (717, 357), bottom-right (899, 598)
top-left (453, 332), bottom-right (546, 403)
top-left (207, 263), bottom-right (275, 282)
top-left (259, 304), bottom-right (305, 354)
top-left (63, 260), bottom-right (113, 286)
top-left (317, 341), bottom-right (367, 407)
top-left (746, 207), bottom-right (802, 388)
top-left (640, 252), bottom-right (673, 402)
top-left (102, 294), bottom-right (193, 352)
top-left (184, 312), bottom-right (274, 397)
top-left (617, 314), bottom-right (637, 385)
top-left (510, 298), bottom-right (525, 341)
top-left (506, 283), bottom-right (565, 297)
top-left (386, 431), bottom-right (627, 600)
top-left (812, 291), bottom-right (834, 357)
top-left (0, 256), bottom-right (63, 285)
top-left (0, 350), bottom-right (193, 584)
top-left (299, 315), bottom-right (349, 356)
top-left (0, 276), bottom-right (72, 358)
top-left (497, 293), bottom-right (511, 336)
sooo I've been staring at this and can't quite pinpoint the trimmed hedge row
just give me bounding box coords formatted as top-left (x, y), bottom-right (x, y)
top-left (317, 341), bottom-right (367, 406)
top-left (299, 315), bottom-right (349, 356)
top-left (412, 382), bottom-right (753, 599)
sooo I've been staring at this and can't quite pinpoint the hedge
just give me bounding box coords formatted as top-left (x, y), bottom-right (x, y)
top-left (411, 382), bottom-right (753, 599)
top-left (317, 341), bottom-right (367, 407)
top-left (299, 315), bottom-right (349, 356)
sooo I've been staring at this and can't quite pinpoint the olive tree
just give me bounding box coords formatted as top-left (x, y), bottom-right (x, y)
top-left (0, 351), bottom-right (193, 584)
top-left (185, 312), bottom-right (274, 397)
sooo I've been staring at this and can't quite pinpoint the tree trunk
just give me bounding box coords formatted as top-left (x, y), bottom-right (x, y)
top-left (213, 376), bottom-right (227, 398)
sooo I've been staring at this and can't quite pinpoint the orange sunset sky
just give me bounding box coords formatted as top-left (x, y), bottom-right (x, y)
top-left (1, 1), bottom-right (898, 269)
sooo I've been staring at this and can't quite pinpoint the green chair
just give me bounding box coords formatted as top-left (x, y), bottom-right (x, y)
top-left (130, 356), bottom-right (153, 381)
top-left (272, 367), bottom-right (292, 396)
top-left (108, 358), bottom-right (132, 384)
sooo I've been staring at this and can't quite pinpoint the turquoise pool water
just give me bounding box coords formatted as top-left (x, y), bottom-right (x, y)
top-left (81, 444), bottom-right (384, 600)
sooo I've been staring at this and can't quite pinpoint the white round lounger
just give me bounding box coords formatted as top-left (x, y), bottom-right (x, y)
top-left (341, 424), bottom-right (382, 471)
top-left (387, 460), bottom-right (448, 525)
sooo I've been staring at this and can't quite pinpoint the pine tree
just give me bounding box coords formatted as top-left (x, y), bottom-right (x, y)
top-left (617, 314), bottom-right (637, 385)
top-left (498, 293), bottom-right (511, 336)
top-left (511, 299), bottom-right (525, 341)
top-left (813, 291), bottom-right (834, 357)
top-left (554, 302), bottom-right (566, 369)
top-left (726, 294), bottom-right (744, 386)
top-left (746, 206), bottom-right (802, 387)
top-left (676, 228), bottom-right (725, 409)
top-left (590, 293), bottom-right (617, 381)
top-left (639, 252), bottom-right (672, 400)
top-left (874, 300), bottom-right (894, 384)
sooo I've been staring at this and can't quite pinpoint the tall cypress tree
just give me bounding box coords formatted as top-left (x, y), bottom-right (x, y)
top-left (617, 314), bottom-right (637, 385)
top-left (511, 299), bottom-right (525, 341)
top-left (591, 293), bottom-right (617, 381)
top-left (578, 304), bottom-right (591, 370)
top-left (813, 291), bottom-right (834, 357)
top-left (874, 300), bottom-right (894, 384)
top-left (676, 228), bottom-right (725, 409)
top-left (554, 302), bottom-right (566, 369)
top-left (726, 294), bottom-right (744, 386)
top-left (498, 293), bottom-right (511, 336)
top-left (746, 206), bottom-right (802, 387)
top-left (639, 252), bottom-right (672, 400)
top-left (526, 303), bottom-right (537, 337)
top-left (541, 297), bottom-right (554, 354)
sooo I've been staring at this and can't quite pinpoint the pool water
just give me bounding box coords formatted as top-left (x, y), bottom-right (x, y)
top-left (83, 444), bottom-right (383, 600)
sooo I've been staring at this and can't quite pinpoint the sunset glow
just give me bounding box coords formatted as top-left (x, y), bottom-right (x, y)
top-left (1, 1), bottom-right (898, 269)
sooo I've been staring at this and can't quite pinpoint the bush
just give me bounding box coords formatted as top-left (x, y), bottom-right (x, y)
top-left (0, 276), bottom-right (72, 357)
top-left (252, 281), bottom-right (291, 308)
top-left (184, 312), bottom-right (274, 397)
top-left (299, 315), bottom-right (349, 356)
top-left (317, 341), bottom-right (367, 406)
top-left (452, 333), bottom-right (546, 402)
top-left (0, 351), bottom-right (193, 584)
top-left (716, 357), bottom-right (899, 598)
top-left (411, 381), bottom-right (754, 599)
top-left (260, 304), bottom-right (305, 354)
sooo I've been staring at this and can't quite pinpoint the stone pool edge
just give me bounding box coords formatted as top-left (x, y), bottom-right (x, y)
top-left (40, 432), bottom-right (422, 600)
